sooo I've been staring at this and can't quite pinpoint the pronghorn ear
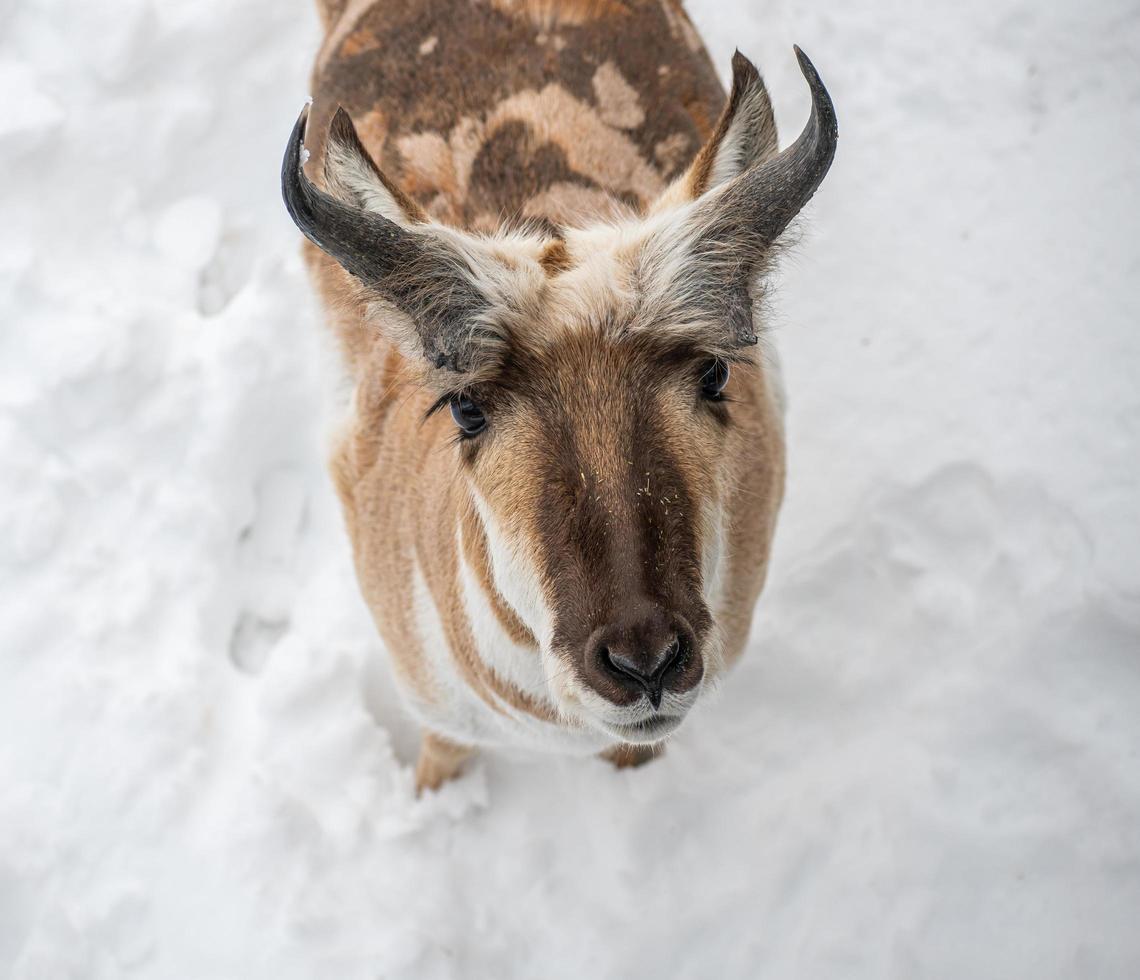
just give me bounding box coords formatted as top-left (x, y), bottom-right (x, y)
top-left (640, 48), bottom-right (837, 351)
top-left (322, 106), bottom-right (427, 225)
top-left (655, 51), bottom-right (778, 211)
top-left (283, 106), bottom-right (517, 379)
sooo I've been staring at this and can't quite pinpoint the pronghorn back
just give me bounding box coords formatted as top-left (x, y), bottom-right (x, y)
top-left (307, 0), bottom-right (727, 234)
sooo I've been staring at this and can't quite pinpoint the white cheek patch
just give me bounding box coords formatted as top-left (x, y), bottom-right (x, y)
top-left (469, 488), bottom-right (554, 648)
top-left (457, 536), bottom-right (549, 704)
top-left (467, 489), bottom-right (615, 732)
top-left (541, 650), bottom-right (595, 723)
top-left (408, 560), bottom-right (606, 754)
top-left (701, 498), bottom-right (728, 615)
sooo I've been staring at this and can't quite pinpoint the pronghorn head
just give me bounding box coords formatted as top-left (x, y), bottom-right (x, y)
top-left (284, 49), bottom-right (837, 743)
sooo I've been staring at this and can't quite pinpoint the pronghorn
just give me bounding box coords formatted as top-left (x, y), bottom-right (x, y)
top-left (283, 0), bottom-right (837, 791)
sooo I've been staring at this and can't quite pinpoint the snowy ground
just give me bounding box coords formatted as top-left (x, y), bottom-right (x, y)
top-left (2, 0), bottom-right (1139, 976)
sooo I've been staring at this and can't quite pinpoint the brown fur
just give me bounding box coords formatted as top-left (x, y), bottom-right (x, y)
top-left (304, 0), bottom-right (788, 791)
top-left (538, 239), bottom-right (573, 274)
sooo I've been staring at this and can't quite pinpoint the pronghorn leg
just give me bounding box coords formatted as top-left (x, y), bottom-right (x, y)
top-left (415, 730), bottom-right (475, 794)
top-left (601, 742), bottom-right (663, 769)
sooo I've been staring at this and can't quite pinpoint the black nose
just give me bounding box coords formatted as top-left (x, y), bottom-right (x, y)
top-left (586, 609), bottom-right (691, 709)
top-left (600, 641), bottom-right (682, 708)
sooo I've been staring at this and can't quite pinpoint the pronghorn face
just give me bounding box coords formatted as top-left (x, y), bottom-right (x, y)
top-left (284, 49), bottom-right (837, 741)
top-left (457, 324), bottom-right (738, 741)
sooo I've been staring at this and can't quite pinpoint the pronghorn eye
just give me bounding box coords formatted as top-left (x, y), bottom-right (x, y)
top-left (699, 358), bottom-right (730, 400)
top-left (449, 394), bottom-right (487, 437)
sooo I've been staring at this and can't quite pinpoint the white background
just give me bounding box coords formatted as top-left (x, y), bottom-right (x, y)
top-left (1, 0), bottom-right (1138, 976)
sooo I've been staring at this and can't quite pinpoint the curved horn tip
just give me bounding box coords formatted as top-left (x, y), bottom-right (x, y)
top-left (286, 103), bottom-right (312, 168)
top-left (282, 103), bottom-right (319, 231)
top-left (792, 45), bottom-right (821, 86)
top-left (791, 45), bottom-right (838, 136)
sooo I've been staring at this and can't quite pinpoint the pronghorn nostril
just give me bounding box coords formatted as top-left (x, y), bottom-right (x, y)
top-left (602, 642), bottom-right (671, 686)
top-left (598, 646), bottom-right (619, 676)
top-left (590, 627), bottom-right (690, 710)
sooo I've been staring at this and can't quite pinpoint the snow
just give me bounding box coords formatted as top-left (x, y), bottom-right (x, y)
top-left (2, 0), bottom-right (1138, 976)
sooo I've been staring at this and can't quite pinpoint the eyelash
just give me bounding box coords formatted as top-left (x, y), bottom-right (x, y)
top-left (699, 358), bottom-right (730, 400)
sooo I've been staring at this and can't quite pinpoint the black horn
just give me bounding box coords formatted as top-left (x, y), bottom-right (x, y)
top-left (280, 105), bottom-right (494, 374)
top-left (738, 46), bottom-right (838, 245)
top-left (281, 104), bottom-right (424, 288)
top-left (642, 48), bottom-right (839, 352)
